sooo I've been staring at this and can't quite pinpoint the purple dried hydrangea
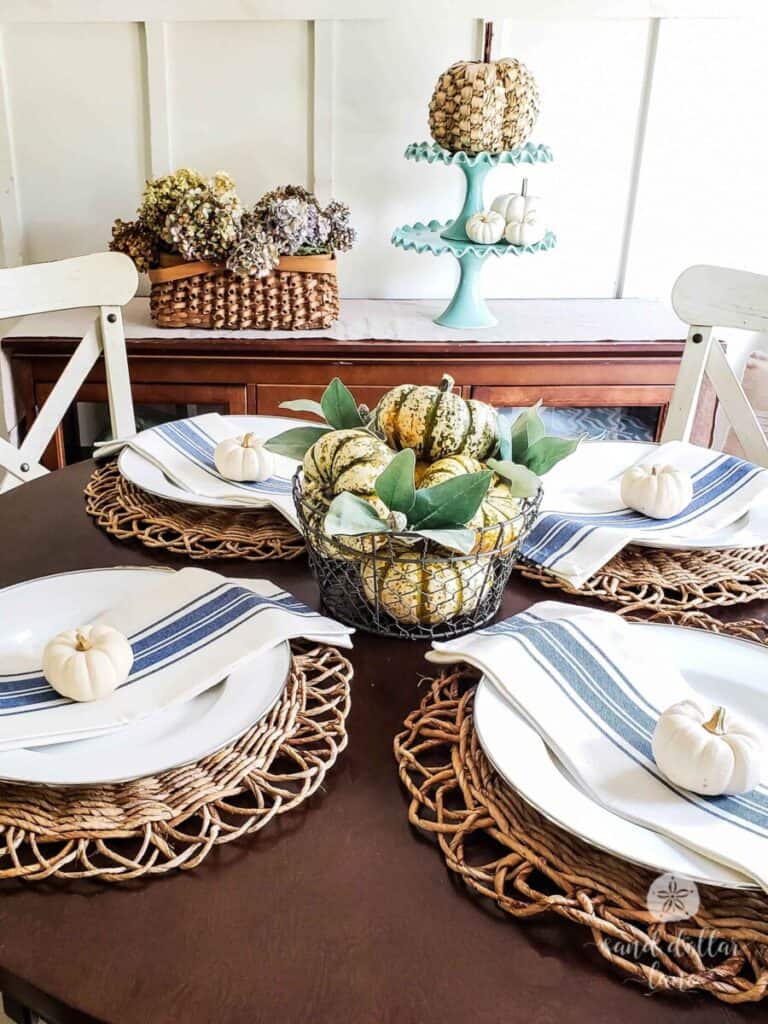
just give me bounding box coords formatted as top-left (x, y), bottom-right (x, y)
top-left (226, 214), bottom-right (279, 278)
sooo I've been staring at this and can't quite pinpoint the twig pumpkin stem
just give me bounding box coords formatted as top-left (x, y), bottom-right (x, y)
top-left (483, 21), bottom-right (494, 63)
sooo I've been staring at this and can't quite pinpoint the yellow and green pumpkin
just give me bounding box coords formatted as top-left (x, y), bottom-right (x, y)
top-left (372, 375), bottom-right (498, 462)
top-left (360, 551), bottom-right (483, 625)
top-left (417, 454), bottom-right (523, 554)
top-left (303, 428), bottom-right (394, 555)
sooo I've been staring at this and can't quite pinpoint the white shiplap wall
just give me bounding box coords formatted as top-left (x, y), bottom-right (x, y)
top-left (0, 3), bottom-right (767, 304)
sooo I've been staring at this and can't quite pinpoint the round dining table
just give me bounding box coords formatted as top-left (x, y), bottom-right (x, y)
top-left (0, 463), bottom-right (764, 1024)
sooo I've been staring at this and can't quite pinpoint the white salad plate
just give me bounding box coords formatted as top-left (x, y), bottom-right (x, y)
top-left (543, 439), bottom-right (768, 551)
top-left (117, 413), bottom-right (308, 510)
top-left (474, 621), bottom-right (768, 889)
top-left (0, 567), bottom-right (290, 786)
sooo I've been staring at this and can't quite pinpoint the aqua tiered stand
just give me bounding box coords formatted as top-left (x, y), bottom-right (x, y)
top-left (391, 141), bottom-right (556, 329)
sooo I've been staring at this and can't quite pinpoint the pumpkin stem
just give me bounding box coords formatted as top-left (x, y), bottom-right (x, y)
top-left (75, 630), bottom-right (92, 653)
top-left (483, 21), bottom-right (494, 63)
top-left (650, 465), bottom-right (658, 476)
top-left (521, 178), bottom-right (528, 197)
top-left (439, 374), bottom-right (455, 394)
top-left (703, 706), bottom-right (727, 735)
top-left (242, 433), bottom-right (260, 449)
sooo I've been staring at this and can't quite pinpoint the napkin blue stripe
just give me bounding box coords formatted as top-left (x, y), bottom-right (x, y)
top-left (522, 454), bottom-right (761, 568)
top-left (156, 420), bottom-right (292, 496)
top-left (0, 586), bottom-right (317, 716)
top-left (482, 613), bottom-right (768, 837)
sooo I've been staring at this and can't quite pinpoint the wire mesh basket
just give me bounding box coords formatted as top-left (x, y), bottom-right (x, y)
top-left (293, 469), bottom-right (542, 640)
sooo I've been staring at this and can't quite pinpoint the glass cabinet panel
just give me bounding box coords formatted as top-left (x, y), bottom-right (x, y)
top-left (497, 405), bottom-right (661, 442)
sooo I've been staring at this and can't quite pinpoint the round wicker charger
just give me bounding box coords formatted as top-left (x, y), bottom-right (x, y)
top-left (85, 460), bottom-right (304, 561)
top-left (394, 613), bottom-right (768, 1003)
top-left (519, 543), bottom-right (768, 613)
top-left (0, 641), bottom-right (350, 882)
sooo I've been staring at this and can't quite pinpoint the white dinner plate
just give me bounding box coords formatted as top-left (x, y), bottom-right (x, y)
top-left (117, 414), bottom-right (308, 510)
top-left (474, 621), bottom-right (768, 889)
top-left (543, 440), bottom-right (768, 551)
top-left (0, 567), bottom-right (290, 785)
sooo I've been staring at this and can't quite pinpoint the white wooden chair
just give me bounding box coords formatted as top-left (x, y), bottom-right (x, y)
top-left (661, 264), bottom-right (768, 466)
top-left (0, 252), bottom-right (138, 491)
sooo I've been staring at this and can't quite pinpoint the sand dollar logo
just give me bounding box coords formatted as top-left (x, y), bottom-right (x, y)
top-left (647, 873), bottom-right (700, 922)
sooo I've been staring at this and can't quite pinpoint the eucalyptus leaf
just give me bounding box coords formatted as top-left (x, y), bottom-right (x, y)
top-left (497, 416), bottom-right (513, 461)
top-left (523, 435), bottom-right (582, 475)
top-left (264, 425), bottom-right (331, 460)
top-left (324, 492), bottom-right (389, 536)
top-left (410, 471), bottom-right (492, 530)
top-left (414, 527), bottom-right (476, 554)
top-left (510, 402), bottom-right (545, 463)
top-left (321, 378), bottom-right (364, 429)
top-left (375, 449), bottom-right (416, 514)
top-left (278, 398), bottom-right (326, 418)
top-left (486, 459), bottom-right (541, 497)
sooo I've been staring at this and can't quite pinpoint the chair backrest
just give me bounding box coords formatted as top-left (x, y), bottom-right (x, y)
top-left (0, 252), bottom-right (138, 490)
top-left (672, 264), bottom-right (768, 334)
top-left (661, 264), bottom-right (768, 465)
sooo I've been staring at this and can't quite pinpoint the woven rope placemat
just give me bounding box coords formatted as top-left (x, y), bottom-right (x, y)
top-left (394, 613), bottom-right (768, 1003)
top-left (519, 543), bottom-right (768, 613)
top-left (85, 460), bottom-right (304, 561)
top-left (0, 641), bottom-right (350, 883)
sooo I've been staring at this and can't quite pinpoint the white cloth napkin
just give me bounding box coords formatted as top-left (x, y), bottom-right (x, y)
top-left (107, 414), bottom-right (302, 530)
top-left (520, 442), bottom-right (768, 588)
top-left (427, 601), bottom-right (768, 892)
top-left (0, 567), bottom-right (352, 752)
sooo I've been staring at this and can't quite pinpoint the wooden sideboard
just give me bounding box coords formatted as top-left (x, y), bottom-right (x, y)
top-left (2, 297), bottom-right (713, 468)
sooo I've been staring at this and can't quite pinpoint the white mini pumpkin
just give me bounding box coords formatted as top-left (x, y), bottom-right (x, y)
top-left (465, 211), bottom-right (505, 245)
top-left (492, 178), bottom-right (545, 246)
top-left (653, 700), bottom-right (765, 795)
top-left (42, 624), bottom-right (133, 702)
top-left (620, 463), bottom-right (693, 519)
top-left (214, 432), bottom-right (275, 482)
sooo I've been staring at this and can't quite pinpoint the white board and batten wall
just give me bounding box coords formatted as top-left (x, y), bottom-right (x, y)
top-left (0, 1), bottom-right (767, 446)
top-left (0, 1), bottom-right (766, 302)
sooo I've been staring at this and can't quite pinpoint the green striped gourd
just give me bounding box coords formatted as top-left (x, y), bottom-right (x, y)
top-left (303, 428), bottom-right (393, 555)
top-left (360, 551), bottom-right (483, 626)
top-left (417, 454), bottom-right (522, 554)
top-left (372, 375), bottom-right (498, 461)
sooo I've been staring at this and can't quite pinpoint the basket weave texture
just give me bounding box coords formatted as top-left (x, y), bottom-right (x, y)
top-left (0, 641), bottom-right (350, 882)
top-left (149, 258), bottom-right (339, 331)
top-left (85, 460), bottom-right (304, 562)
top-left (428, 58), bottom-right (539, 155)
top-left (519, 543), bottom-right (768, 613)
top-left (394, 611), bottom-right (768, 1003)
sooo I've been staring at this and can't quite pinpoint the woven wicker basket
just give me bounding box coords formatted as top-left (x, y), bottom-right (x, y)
top-left (148, 254), bottom-right (340, 330)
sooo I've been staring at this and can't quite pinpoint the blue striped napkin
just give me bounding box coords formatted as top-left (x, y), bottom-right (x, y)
top-left (428, 601), bottom-right (768, 891)
top-left (123, 414), bottom-right (301, 529)
top-left (521, 442), bottom-right (768, 587)
top-left (0, 568), bottom-right (352, 752)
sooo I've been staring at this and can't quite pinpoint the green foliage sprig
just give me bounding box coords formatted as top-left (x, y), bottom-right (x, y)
top-left (324, 449), bottom-right (493, 554)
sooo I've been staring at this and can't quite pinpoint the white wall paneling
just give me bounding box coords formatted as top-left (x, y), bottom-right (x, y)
top-left (0, 8), bottom-right (767, 306)
top-left (142, 22), bottom-right (173, 177)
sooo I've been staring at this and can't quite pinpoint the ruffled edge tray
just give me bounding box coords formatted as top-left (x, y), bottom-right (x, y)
top-left (404, 140), bottom-right (554, 167)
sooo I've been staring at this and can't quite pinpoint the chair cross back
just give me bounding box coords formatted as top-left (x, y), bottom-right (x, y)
top-left (0, 252), bottom-right (138, 490)
top-left (661, 264), bottom-right (768, 466)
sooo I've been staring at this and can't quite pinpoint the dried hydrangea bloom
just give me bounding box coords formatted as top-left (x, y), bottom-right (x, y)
top-left (109, 218), bottom-right (158, 273)
top-left (226, 217), bottom-right (279, 278)
top-left (323, 199), bottom-right (356, 252)
top-left (162, 180), bottom-right (243, 262)
top-left (138, 168), bottom-right (206, 236)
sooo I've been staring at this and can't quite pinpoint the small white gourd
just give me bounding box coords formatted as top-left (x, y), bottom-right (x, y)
top-left (42, 624), bottom-right (133, 702)
top-left (492, 179), bottom-right (546, 246)
top-left (214, 433), bottom-right (275, 482)
top-left (465, 211), bottom-right (506, 245)
top-left (653, 700), bottom-right (765, 795)
top-left (620, 463), bottom-right (693, 519)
